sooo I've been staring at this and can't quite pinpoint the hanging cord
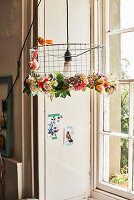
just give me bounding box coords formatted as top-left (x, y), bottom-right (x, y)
top-left (0, 154), bottom-right (5, 200)
top-left (64, 0), bottom-right (72, 62)
top-left (66, 0), bottom-right (69, 50)
top-left (0, 0), bottom-right (42, 133)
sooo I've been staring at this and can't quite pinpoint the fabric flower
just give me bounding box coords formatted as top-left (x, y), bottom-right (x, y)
top-left (74, 82), bottom-right (86, 91)
top-left (39, 78), bottom-right (49, 91)
top-left (96, 78), bottom-right (104, 85)
top-left (51, 80), bottom-right (58, 87)
top-left (95, 84), bottom-right (104, 94)
top-left (93, 74), bottom-right (98, 79)
top-left (104, 84), bottom-right (109, 88)
top-left (23, 71), bottom-right (119, 100)
top-left (88, 81), bottom-right (95, 88)
top-left (80, 74), bottom-right (88, 84)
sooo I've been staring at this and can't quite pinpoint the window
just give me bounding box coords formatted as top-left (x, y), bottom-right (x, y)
top-left (91, 0), bottom-right (134, 199)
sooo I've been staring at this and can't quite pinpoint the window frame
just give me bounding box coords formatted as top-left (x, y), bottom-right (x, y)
top-left (90, 0), bottom-right (134, 199)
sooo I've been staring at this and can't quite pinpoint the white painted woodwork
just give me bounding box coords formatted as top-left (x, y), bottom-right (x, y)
top-left (38, 0), bottom-right (90, 200)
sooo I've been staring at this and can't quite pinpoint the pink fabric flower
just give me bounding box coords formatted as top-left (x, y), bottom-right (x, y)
top-left (104, 77), bottom-right (108, 82)
top-left (74, 83), bottom-right (79, 87)
top-left (74, 82), bottom-right (86, 91)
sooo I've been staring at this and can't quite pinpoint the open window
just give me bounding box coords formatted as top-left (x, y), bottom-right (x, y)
top-left (91, 0), bottom-right (134, 199)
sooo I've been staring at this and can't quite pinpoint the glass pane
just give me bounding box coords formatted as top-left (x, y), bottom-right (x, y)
top-left (104, 84), bottom-right (129, 134)
top-left (109, 32), bottom-right (134, 79)
top-left (133, 85), bottom-right (134, 136)
top-left (109, 0), bottom-right (134, 31)
top-left (133, 142), bottom-right (134, 190)
top-left (102, 135), bottom-right (128, 188)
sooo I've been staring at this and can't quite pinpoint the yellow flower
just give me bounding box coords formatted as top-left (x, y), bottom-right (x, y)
top-left (97, 78), bottom-right (104, 85)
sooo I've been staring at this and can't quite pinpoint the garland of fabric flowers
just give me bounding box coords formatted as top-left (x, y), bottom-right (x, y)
top-left (23, 44), bottom-right (118, 101)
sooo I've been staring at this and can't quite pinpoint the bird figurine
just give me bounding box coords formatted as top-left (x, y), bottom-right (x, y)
top-left (38, 37), bottom-right (53, 45)
top-left (28, 48), bottom-right (39, 71)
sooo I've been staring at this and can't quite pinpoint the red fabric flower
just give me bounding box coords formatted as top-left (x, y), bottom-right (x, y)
top-left (39, 78), bottom-right (48, 91)
top-left (104, 84), bottom-right (109, 88)
top-left (39, 81), bottom-right (44, 88)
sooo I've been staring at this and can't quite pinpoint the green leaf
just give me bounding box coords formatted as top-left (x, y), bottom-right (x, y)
top-left (60, 91), bottom-right (71, 98)
top-left (111, 178), bottom-right (115, 184)
top-left (55, 72), bottom-right (61, 76)
top-left (61, 92), bottom-right (66, 98)
top-left (55, 91), bottom-right (61, 98)
top-left (23, 85), bottom-right (31, 96)
top-left (66, 91), bottom-right (71, 97)
top-left (82, 88), bottom-right (86, 92)
top-left (115, 179), bottom-right (119, 184)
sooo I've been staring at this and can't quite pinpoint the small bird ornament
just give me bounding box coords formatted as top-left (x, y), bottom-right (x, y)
top-left (38, 37), bottom-right (53, 45)
top-left (28, 48), bottom-right (39, 71)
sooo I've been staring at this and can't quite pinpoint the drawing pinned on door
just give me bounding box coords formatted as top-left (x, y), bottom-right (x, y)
top-left (64, 126), bottom-right (74, 145)
top-left (48, 114), bottom-right (61, 140)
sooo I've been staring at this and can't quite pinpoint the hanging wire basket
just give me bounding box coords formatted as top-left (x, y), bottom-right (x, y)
top-left (29, 44), bottom-right (105, 76)
top-left (23, 43), bottom-right (119, 99)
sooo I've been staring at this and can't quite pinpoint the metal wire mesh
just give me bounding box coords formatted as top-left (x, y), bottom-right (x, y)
top-left (30, 44), bottom-right (105, 76)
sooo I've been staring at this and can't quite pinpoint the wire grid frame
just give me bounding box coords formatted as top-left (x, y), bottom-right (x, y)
top-left (30, 44), bottom-right (105, 76)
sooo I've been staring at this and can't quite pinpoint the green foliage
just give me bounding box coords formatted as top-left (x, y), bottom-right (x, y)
top-left (120, 84), bottom-right (129, 169)
top-left (120, 138), bottom-right (128, 169)
top-left (121, 85), bottom-right (129, 134)
top-left (54, 73), bottom-right (71, 98)
top-left (120, 165), bottom-right (128, 174)
top-left (120, 59), bottom-right (129, 172)
top-left (23, 83), bottom-right (31, 96)
top-left (110, 172), bottom-right (128, 185)
top-left (110, 58), bottom-right (130, 185)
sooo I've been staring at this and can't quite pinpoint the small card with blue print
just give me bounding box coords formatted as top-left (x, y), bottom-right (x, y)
top-left (48, 114), bottom-right (61, 140)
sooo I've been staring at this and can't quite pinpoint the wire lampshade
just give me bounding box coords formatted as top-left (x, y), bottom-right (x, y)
top-left (30, 44), bottom-right (105, 77)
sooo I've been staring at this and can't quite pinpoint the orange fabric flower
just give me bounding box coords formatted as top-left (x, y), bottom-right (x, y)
top-left (95, 84), bottom-right (104, 94)
top-left (97, 78), bottom-right (104, 85)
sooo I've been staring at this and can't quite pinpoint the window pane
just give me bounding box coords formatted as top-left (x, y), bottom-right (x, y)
top-left (102, 135), bottom-right (128, 188)
top-left (104, 84), bottom-right (129, 134)
top-left (109, 0), bottom-right (134, 31)
top-left (133, 141), bottom-right (134, 190)
top-left (133, 85), bottom-right (134, 136)
top-left (109, 32), bottom-right (134, 79)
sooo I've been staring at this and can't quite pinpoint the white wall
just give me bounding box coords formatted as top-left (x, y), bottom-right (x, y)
top-left (45, 1), bottom-right (90, 200)
top-left (45, 0), bottom-right (90, 43)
